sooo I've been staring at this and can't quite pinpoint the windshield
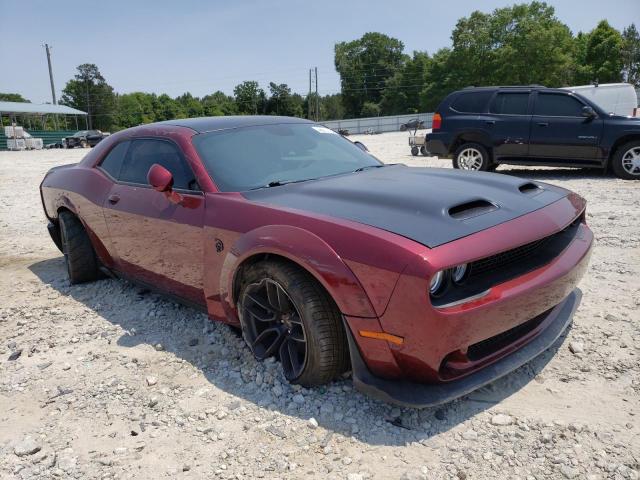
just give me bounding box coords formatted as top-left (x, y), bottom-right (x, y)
top-left (192, 123), bottom-right (381, 192)
top-left (73, 131), bottom-right (88, 137)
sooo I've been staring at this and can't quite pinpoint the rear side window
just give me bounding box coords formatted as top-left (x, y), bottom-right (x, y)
top-left (534, 93), bottom-right (584, 117)
top-left (450, 91), bottom-right (493, 113)
top-left (99, 141), bottom-right (130, 179)
top-left (490, 93), bottom-right (530, 115)
top-left (119, 139), bottom-right (197, 190)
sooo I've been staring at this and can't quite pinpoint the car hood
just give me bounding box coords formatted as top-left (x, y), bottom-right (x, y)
top-left (242, 165), bottom-right (568, 248)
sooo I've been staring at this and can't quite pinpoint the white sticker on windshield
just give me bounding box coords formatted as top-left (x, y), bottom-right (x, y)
top-left (312, 126), bottom-right (338, 134)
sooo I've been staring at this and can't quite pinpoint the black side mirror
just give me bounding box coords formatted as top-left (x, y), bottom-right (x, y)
top-left (581, 106), bottom-right (596, 118)
top-left (353, 141), bottom-right (369, 152)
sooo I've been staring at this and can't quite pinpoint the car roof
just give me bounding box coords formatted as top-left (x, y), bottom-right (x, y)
top-left (158, 115), bottom-right (314, 133)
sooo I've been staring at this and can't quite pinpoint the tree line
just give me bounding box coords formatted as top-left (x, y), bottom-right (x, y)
top-left (2, 2), bottom-right (638, 131)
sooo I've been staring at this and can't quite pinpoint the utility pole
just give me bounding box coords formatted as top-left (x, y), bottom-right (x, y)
top-left (308, 69), bottom-right (312, 120)
top-left (315, 67), bottom-right (319, 121)
top-left (43, 43), bottom-right (58, 129)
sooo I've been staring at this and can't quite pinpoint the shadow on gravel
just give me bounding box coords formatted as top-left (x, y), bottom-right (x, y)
top-left (30, 256), bottom-right (569, 447)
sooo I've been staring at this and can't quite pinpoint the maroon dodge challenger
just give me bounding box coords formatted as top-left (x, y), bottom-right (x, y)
top-left (40, 116), bottom-right (593, 407)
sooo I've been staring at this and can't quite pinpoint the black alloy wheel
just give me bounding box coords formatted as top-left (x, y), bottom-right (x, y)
top-left (241, 278), bottom-right (307, 381)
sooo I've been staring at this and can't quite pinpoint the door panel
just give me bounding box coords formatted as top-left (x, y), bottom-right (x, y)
top-left (529, 117), bottom-right (603, 160)
top-left (529, 92), bottom-right (604, 161)
top-left (103, 184), bottom-right (205, 305)
top-left (485, 91), bottom-right (532, 160)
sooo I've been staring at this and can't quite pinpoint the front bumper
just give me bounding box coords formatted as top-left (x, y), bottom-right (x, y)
top-left (345, 288), bottom-right (581, 408)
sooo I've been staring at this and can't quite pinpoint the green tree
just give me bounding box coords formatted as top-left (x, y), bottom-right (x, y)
top-left (233, 81), bottom-right (265, 114)
top-left (622, 24), bottom-right (640, 86)
top-left (202, 91), bottom-right (237, 116)
top-left (360, 101), bottom-right (381, 117)
top-left (176, 92), bottom-right (204, 118)
top-left (60, 64), bottom-right (116, 131)
top-left (583, 20), bottom-right (624, 83)
top-left (153, 94), bottom-right (184, 121)
top-left (320, 94), bottom-right (345, 120)
top-left (380, 51), bottom-right (431, 114)
top-left (114, 92), bottom-right (156, 129)
top-left (448, 2), bottom-right (574, 87)
top-left (0, 93), bottom-right (30, 102)
top-left (266, 82), bottom-right (303, 117)
top-left (335, 32), bottom-right (405, 117)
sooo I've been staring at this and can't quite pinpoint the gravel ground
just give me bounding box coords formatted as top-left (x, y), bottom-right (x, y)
top-left (0, 132), bottom-right (639, 480)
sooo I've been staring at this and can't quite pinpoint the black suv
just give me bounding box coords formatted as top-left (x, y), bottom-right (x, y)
top-left (62, 130), bottom-right (108, 148)
top-left (425, 86), bottom-right (640, 180)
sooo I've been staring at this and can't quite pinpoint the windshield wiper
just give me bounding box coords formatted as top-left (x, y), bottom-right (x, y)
top-left (353, 164), bottom-right (386, 173)
top-left (249, 178), bottom-right (315, 190)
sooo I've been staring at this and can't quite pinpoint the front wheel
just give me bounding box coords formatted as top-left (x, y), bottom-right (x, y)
top-left (452, 143), bottom-right (491, 171)
top-left (612, 141), bottom-right (640, 180)
top-left (238, 260), bottom-right (348, 387)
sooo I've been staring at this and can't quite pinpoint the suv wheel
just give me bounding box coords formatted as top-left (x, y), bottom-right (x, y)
top-left (612, 141), bottom-right (640, 180)
top-left (453, 143), bottom-right (491, 171)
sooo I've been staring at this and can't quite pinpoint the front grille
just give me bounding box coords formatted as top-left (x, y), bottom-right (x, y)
top-left (466, 309), bottom-right (549, 361)
top-left (431, 216), bottom-right (582, 308)
top-left (470, 237), bottom-right (551, 277)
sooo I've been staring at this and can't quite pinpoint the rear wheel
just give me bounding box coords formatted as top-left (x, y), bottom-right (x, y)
top-left (453, 143), bottom-right (491, 171)
top-left (612, 141), bottom-right (640, 180)
top-left (59, 211), bottom-right (102, 284)
top-left (238, 260), bottom-right (348, 387)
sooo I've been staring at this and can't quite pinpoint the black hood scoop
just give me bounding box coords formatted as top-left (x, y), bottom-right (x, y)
top-left (448, 199), bottom-right (498, 220)
top-left (243, 165), bottom-right (567, 248)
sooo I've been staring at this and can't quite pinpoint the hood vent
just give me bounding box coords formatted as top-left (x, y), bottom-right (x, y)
top-left (518, 182), bottom-right (542, 195)
top-left (448, 199), bottom-right (498, 220)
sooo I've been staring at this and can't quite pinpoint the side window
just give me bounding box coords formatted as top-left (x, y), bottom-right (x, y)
top-left (490, 93), bottom-right (530, 115)
top-left (119, 139), bottom-right (198, 190)
top-left (98, 141), bottom-right (130, 179)
top-left (534, 93), bottom-right (584, 117)
top-left (450, 91), bottom-right (493, 113)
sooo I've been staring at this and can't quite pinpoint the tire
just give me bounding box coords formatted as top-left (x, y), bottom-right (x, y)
top-left (411, 146), bottom-right (419, 156)
top-left (59, 211), bottom-right (102, 284)
top-left (238, 260), bottom-right (349, 387)
top-left (452, 142), bottom-right (491, 171)
top-left (420, 145), bottom-right (427, 156)
top-left (611, 141), bottom-right (640, 180)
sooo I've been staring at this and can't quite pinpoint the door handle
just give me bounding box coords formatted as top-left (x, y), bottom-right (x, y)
top-left (537, 122), bottom-right (549, 127)
top-left (107, 194), bottom-right (120, 205)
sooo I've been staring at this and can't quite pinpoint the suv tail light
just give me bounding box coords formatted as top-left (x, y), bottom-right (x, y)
top-left (432, 113), bottom-right (442, 130)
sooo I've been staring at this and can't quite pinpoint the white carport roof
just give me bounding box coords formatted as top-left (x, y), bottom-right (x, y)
top-left (0, 101), bottom-right (87, 115)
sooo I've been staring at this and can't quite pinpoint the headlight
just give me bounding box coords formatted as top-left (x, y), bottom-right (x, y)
top-left (429, 270), bottom-right (446, 295)
top-left (452, 264), bottom-right (469, 284)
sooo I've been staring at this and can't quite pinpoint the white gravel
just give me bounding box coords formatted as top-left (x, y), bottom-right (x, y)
top-left (1, 134), bottom-right (639, 479)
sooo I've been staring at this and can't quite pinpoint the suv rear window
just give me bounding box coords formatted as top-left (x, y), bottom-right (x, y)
top-left (534, 93), bottom-right (584, 116)
top-left (490, 93), bottom-right (530, 115)
top-left (450, 91), bottom-right (493, 113)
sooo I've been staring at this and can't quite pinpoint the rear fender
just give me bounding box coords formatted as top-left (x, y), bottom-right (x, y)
top-left (220, 225), bottom-right (378, 321)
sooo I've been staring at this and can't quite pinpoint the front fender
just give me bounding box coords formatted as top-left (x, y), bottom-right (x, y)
top-left (219, 225), bottom-right (378, 321)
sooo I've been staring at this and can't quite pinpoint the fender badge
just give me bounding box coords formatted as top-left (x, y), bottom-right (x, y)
top-left (215, 239), bottom-right (224, 253)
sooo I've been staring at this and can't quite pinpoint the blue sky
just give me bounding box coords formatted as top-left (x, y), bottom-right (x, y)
top-left (1, 0), bottom-right (638, 103)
